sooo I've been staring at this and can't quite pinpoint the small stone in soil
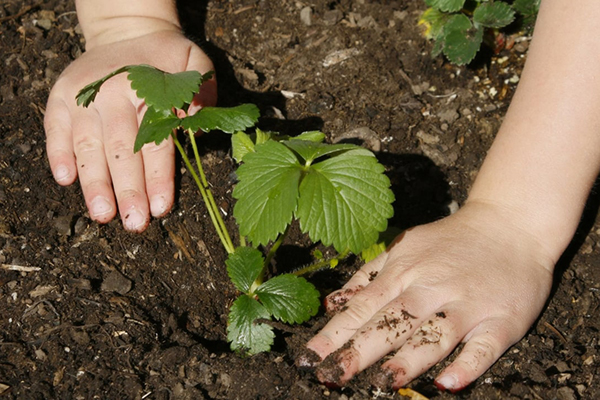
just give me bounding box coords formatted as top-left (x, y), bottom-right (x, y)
top-left (101, 270), bottom-right (132, 295)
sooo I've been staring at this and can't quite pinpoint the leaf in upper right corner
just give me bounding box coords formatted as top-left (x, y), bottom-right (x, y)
top-left (473, 2), bottom-right (515, 29)
top-left (296, 148), bottom-right (395, 254)
top-left (182, 104), bottom-right (260, 134)
top-left (227, 295), bottom-right (274, 355)
top-left (233, 140), bottom-right (303, 246)
top-left (424, 0), bottom-right (466, 13)
top-left (255, 274), bottom-right (320, 324)
top-left (442, 14), bottom-right (484, 65)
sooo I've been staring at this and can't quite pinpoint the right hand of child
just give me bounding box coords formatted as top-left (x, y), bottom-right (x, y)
top-left (45, 29), bottom-right (216, 232)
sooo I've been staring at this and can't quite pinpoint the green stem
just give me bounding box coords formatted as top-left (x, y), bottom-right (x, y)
top-left (249, 226), bottom-right (290, 294)
top-left (264, 225), bottom-right (289, 270)
top-left (173, 134), bottom-right (235, 254)
top-left (186, 129), bottom-right (235, 252)
top-left (292, 249), bottom-right (351, 276)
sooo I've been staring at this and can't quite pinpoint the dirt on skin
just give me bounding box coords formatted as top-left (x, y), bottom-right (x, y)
top-left (1, 0), bottom-right (600, 399)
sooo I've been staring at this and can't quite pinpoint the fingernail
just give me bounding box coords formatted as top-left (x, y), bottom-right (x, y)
top-left (435, 374), bottom-right (458, 392)
top-left (123, 207), bottom-right (147, 231)
top-left (150, 195), bottom-right (167, 217)
top-left (54, 165), bottom-right (71, 182)
top-left (296, 348), bottom-right (322, 370)
top-left (90, 196), bottom-right (114, 218)
top-left (371, 368), bottom-right (395, 392)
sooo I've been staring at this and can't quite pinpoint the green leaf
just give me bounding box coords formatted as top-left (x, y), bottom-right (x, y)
top-left (360, 226), bottom-right (403, 263)
top-left (513, 0), bottom-right (540, 16)
top-left (442, 15), bottom-right (484, 65)
top-left (294, 131), bottom-right (326, 143)
top-left (227, 295), bottom-right (274, 355)
top-left (255, 128), bottom-right (273, 145)
top-left (425, 0), bottom-right (466, 13)
top-left (443, 13), bottom-right (472, 33)
top-left (226, 247), bottom-right (265, 294)
top-left (232, 131), bottom-right (256, 163)
top-left (296, 148), bottom-right (394, 254)
top-left (419, 7), bottom-right (452, 40)
top-left (126, 65), bottom-right (207, 111)
top-left (233, 141), bottom-right (303, 246)
top-left (283, 140), bottom-right (358, 165)
top-left (181, 104), bottom-right (260, 133)
top-left (76, 65), bottom-right (132, 107)
top-left (473, 2), bottom-right (515, 28)
top-left (134, 107), bottom-right (181, 152)
top-left (256, 274), bottom-right (320, 324)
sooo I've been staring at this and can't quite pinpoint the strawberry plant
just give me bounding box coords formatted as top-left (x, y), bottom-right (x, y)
top-left (419, 0), bottom-right (540, 65)
top-left (77, 65), bottom-right (395, 355)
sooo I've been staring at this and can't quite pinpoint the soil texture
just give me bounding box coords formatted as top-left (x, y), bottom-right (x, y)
top-left (1, 0), bottom-right (599, 399)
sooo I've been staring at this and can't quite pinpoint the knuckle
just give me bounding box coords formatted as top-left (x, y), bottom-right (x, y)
top-left (74, 136), bottom-right (104, 156)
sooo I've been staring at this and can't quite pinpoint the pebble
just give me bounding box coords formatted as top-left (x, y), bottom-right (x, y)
top-left (437, 107), bottom-right (459, 124)
top-left (54, 215), bottom-right (73, 236)
top-left (323, 9), bottom-right (343, 26)
top-left (101, 270), bottom-right (132, 295)
top-left (34, 18), bottom-right (52, 30)
top-left (74, 217), bottom-right (90, 235)
top-left (0, 84), bottom-right (15, 102)
top-left (416, 130), bottom-right (440, 145)
top-left (556, 386), bottom-right (576, 400)
top-left (333, 126), bottom-right (381, 152)
top-left (300, 6), bottom-right (312, 26)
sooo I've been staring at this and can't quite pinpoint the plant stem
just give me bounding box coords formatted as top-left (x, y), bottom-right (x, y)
top-left (292, 249), bottom-right (350, 276)
top-left (249, 226), bottom-right (290, 294)
top-left (186, 129), bottom-right (235, 252)
top-left (264, 225), bottom-right (289, 270)
top-left (173, 134), bottom-right (235, 254)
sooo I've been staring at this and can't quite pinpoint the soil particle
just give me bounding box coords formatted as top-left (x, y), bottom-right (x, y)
top-left (324, 285), bottom-right (363, 314)
top-left (100, 270), bottom-right (132, 295)
top-left (556, 386), bottom-right (577, 400)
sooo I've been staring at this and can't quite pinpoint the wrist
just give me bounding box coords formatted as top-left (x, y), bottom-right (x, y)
top-left (75, 0), bottom-right (182, 49)
top-left (456, 200), bottom-right (559, 271)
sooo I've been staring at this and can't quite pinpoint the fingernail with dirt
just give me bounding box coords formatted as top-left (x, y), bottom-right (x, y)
top-left (371, 368), bottom-right (396, 392)
top-left (296, 347), bottom-right (322, 370)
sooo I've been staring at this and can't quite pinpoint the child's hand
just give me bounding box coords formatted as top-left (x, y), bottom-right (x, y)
top-left (302, 201), bottom-right (554, 392)
top-left (45, 29), bottom-right (216, 232)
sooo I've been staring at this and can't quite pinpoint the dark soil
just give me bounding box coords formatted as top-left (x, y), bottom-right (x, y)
top-left (1, 0), bottom-right (599, 399)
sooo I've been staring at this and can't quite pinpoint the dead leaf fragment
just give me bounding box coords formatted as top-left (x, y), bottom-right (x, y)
top-left (398, 388), bottom-right (429, 400)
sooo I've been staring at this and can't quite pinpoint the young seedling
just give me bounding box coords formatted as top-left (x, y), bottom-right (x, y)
top-left (419, 0), bottom-right (540, 65)
top-left (77, 65), bottom-right (395, 355)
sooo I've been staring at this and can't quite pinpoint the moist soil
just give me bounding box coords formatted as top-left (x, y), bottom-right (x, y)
top-left (1, 0), bottom-right (599, 399)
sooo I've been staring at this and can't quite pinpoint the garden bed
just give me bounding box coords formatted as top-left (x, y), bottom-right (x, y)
top-left (1, 0), bottom-right (599, 398)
